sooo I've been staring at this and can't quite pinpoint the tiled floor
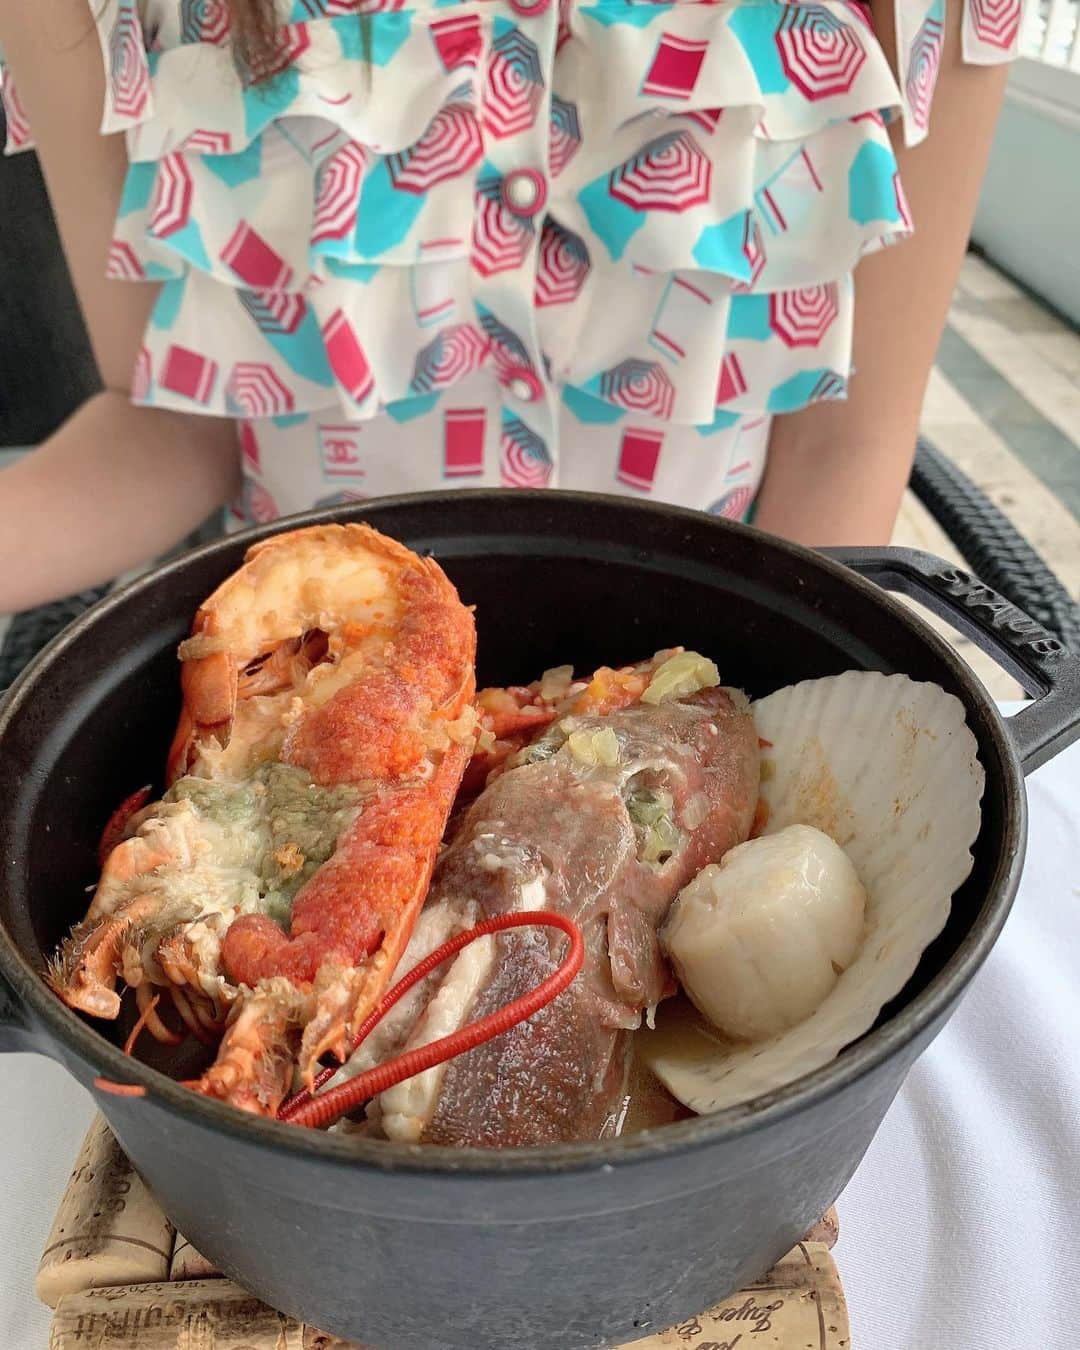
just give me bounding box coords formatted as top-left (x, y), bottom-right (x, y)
top-left (891, 253), bottom-right (1080, 699)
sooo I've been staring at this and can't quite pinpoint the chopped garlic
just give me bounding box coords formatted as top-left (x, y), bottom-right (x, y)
top-left (567, 727), bottom-right (620, 768)
top-left (641, 651), bottom-right (720, 705)
top-left (538, 664), bottom-right (575, 702)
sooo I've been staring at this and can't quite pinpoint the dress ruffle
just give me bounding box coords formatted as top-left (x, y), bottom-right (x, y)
top-left (0, 0), bottom-right (1022, 437)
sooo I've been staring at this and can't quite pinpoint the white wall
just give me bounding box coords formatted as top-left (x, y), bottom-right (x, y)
top-left (972, 59), bottom-right (1080, 326)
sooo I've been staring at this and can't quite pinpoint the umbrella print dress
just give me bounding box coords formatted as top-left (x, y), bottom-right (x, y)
top-left (0, 0), bottom-right (1022, 524)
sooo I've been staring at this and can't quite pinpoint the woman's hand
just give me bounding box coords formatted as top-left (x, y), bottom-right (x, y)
top-left (0, 0), bottom-right (239, 612)
top-left (752, 0), bottom-right (1009, 548)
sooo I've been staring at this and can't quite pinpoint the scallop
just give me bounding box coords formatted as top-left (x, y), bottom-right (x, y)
top-left (643, 671), bottom-right (984, 1114)
top-left (662, 825), bottom-right (866, 1042)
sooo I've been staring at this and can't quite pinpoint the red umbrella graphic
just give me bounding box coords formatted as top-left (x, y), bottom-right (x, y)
top-left (708, 485), bottom-right (755, 520)
top-left (769, 284), bottom-right (840, 349)
top-left (108, 5), bottom-right (150, 119)
top-left (0, 71), bottom-right (31, 150)
top-left (239, 290), bottom-right (308, 337)
top-left (180, 130), bottom-right (233, 154)
top-left (149, 153), bottom-right (194, 239)
top-left (484, 30), bottom-right (545, 140)
top-left (501, 417), bottom-right (553, 488)
top-left (549, 96), bottom-right (582, 177)
top-left (599, 359), bottom-right (676, 420)
top-left (107, 240), bottom-right (145, 282)
top-left (472, 181), bottom-right (532, 278)
top-left (411, 323), bottom-right (491, 394)
top-left (313, 142), bottom-right (369, 244)
top-left (226, 362), bottom-right (296, 417)
top-left (609, 130), bottom-right (712, 214)
top-left (775, 5), bottom-right (867, 101)
top-left (389, 102), bottom-right (484, 195)
top-left (969, 0), bottom-right (1021, 47)
top-left (180, 0), bottom-right (230, 45)
top-left (258, 24), bottom-right (312, 81)
top-left (904, 12), bottom-right (943, 131)
top-left (535, 222), bottom-right (589, 307)
top-left (478, 309), bottom-right (535, 387)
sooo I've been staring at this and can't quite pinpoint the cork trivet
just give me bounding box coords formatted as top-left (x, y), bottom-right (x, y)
top-left (44, 1122), bottom-right (848, 1350)
top-left (36, 1115), bottom-right (175, 1309)
top-left (626, 1242), bottom-right (848, 1349)
top-left (169, 1234), bottom-right (223, 1282)
top-left (48, 1280), bottom-right (362, 1349)
top-left (49, 1246), bottom-right (846, 1350)
top-left (804, 1207), bottom-right (839, 1250)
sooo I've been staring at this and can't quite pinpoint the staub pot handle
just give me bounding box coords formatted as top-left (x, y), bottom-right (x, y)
top-left (824, 547), bottom-right (1080, 776)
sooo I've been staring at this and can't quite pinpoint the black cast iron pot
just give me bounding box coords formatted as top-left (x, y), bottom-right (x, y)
top-left (2, 492), bottom-right (1079, 1350)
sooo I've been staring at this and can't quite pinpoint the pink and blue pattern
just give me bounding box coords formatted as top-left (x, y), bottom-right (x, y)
top-left (0, 0), bottom-right (1022, 521)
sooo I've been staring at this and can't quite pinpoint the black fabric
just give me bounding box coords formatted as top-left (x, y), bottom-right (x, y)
top-left (0, 119), bottom-right (100, 446)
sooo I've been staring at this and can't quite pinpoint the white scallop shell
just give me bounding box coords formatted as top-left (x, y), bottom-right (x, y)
top-left (644, 671), bottom-right (985, 1114)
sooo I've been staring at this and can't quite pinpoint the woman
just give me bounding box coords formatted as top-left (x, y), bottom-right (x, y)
top-left (0, 0), bottom-right (1015, 613)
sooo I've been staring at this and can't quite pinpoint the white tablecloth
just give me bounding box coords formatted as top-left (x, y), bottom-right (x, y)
top-left (2, 715), bottom-right (1077, 1350)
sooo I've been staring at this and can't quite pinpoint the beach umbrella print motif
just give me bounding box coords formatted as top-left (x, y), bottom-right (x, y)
top-left (388, 101), bottom-right (484, 194)
top-left (609, 130), bottom-right (711, 214)
top-left (478, 309), bottom-right (535, 386)
top-left (180, 129), bottom-right (233, 154)
top-left (535, 223), bottom-right (590, 307)
top-left (768, 284), bottom-right (840, 348)
top-left (0, 72), bottom-right (31, 150)
top-left (969, 0), bottom-right (1022, 46)
top-left (109, 4), bottom-right (150, 119)
top-left (149, 154), bottom-right (194, 238)
top-left (599, 359), bottom-right (676, 420)
top-left (549, 97), bottom-right (582, 177)
top-left (313, 143), bottom-right (369, 244)
top-left (473, 177), bottom-right (532, 277)
top-left (226, 363), bottom-right (296, 417)
top-left (107, 241), bottom-right (146, 281)
top-left (775, 6), bottom-right (866, 100)
top-left (410, 324), bottom-right (491, 394)
top-left (180, 0), bottom-right (230, 44)
top-left (264, 26), bottom-right (313, 80)
top-left (904, 11), bottom-right (943, 131)
top-left (707, 484), bottom-right (755, 520)
top-left (239, 291), bottom-right (308, 336)
top-left (484, 29), bottom-right (545, 139)
top-left (501, 417), bottom-right (553, 487)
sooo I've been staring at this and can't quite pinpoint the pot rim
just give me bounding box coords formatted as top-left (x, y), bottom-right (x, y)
top-left (0, 489), bottom-right (1026, 1175)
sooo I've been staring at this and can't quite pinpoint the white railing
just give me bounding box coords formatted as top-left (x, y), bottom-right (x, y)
top-left (1020, 0), bottom-right (1080, 68)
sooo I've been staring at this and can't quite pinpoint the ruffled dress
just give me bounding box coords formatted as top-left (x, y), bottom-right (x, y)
top-left (1, 0), bottom-right (1021, 524)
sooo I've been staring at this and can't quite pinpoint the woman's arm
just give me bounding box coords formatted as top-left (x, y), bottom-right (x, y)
top-left (0, 0), bottom-right (238, 613)
top-left (752, 0), bottom-right (1009, 548)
